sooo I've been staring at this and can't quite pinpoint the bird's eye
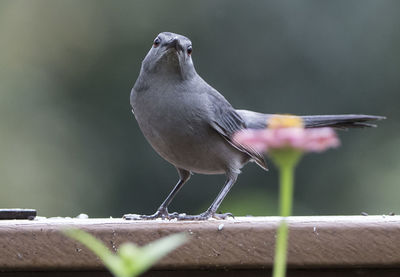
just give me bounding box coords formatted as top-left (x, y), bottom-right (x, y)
top-left (187, 45), bottom-right (192, 55)
top-left (153, 37), bottom-right (161, 47)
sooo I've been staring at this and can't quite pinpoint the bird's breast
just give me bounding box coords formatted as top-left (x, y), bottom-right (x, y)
top-left (131, 88), bottom-right (245, 174)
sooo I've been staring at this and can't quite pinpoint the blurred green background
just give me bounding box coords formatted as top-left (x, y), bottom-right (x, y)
top-left (0, 0), bottom-right (399, 218)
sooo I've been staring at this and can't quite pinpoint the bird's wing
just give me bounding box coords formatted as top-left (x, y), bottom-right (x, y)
top-left (207, 90), bottom-right (268, 171)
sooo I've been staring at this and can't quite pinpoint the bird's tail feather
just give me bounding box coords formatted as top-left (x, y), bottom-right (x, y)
top-left (301, 114), bottom-right (385, 128)
top-left (236, 110), bottom-right (385, 130)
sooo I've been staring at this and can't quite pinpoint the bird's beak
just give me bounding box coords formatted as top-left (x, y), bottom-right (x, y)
top-left (164, 38), bottom-right (184, 53)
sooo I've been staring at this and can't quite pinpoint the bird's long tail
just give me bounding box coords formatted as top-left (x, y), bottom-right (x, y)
top-left (236, 110), bottom-right (385, 129)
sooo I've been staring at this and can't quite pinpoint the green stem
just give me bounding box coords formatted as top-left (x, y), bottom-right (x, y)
top-left (272, 162), bottom-right (295, 277)
top-left (273, 221), bottom-right (289, 277)
top-left (279, 164), bottom-right (294, 217)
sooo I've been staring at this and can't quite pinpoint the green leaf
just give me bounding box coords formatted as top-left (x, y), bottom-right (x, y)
top-left (63, 228), bottom-right (188, 277)
top-left (121, 233), bottom-right (188, 276)
top-left (63, 228), bottom-right (128, 277)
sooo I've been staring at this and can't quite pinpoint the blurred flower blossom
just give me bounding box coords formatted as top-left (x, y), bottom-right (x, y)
top-left (234, 115), bottom-right (340, 153)
top-left (233, 114), bottom-right (341, 277)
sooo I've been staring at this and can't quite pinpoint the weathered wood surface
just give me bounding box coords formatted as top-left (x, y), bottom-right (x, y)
top-left (0, 216), bottom-right (399, 273)
top-left (1, 269), bottom-right (400, 277)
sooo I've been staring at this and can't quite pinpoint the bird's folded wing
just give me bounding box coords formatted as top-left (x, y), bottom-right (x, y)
top-left (209, 104), bottom-right (268, 171)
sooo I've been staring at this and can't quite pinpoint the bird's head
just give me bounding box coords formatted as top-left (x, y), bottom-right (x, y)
top-left (141, 32), bottom-right (196, 79)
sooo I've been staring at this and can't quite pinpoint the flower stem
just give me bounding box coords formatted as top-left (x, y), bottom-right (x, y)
top-left (279, 163), bottom-right (294, 217)
top-left (272, 162), bottom-right (295, 277)
top-left (273, 221), bottom-right (289, 277)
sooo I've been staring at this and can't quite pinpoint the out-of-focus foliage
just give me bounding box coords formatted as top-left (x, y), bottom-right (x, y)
top-left (64, 228), bottom-right (187, 277)
top-left (0, 0), bottom-right (399, 217)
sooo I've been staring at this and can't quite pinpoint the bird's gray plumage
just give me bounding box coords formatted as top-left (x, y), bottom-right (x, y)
top-left (126, 32), bottom-right (384, 220)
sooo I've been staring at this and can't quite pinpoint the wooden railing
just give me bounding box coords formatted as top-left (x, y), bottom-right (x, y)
top-left (1, 216), bottom-right (399, 276)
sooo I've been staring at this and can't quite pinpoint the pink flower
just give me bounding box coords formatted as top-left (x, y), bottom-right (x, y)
top-left (233, 127), bottom-right (340, 153)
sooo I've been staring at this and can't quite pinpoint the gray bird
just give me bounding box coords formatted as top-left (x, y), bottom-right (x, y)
top-left (126, 32), bottom-right (384, 220)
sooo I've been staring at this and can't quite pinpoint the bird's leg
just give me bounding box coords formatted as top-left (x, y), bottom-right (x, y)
top-left (124, 168), bottom-right (190, 220)
top-left (178, 172), bottom-right (238, 220)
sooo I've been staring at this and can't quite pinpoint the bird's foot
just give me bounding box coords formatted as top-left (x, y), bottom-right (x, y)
top-left (123, 208), bottom-right (179, 220)
top-left (214, 212), bottom-right (234, 220)
top-left (177, 211), bottom-right (234, 221)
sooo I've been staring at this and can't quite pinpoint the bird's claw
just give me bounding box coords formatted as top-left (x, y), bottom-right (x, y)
top-left (177, 211), bottom-right (234, 221)
top-left (123, 209), bottom-right (179, 220)
top-left (213, 212), bottom-right (234, 220)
